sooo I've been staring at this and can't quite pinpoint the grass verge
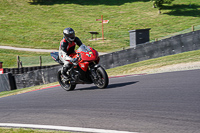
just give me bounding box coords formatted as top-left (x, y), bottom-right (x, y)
top-left (1, 0), bottom-right (200, 52)
top-left (106, 49), bottom-right (200, 76)
top-left (0, 127), bottom-right (75, 133)
top-left (0, 82), bottom-right (59, 98)
top-left (0, 49), bottom-right (50, 68)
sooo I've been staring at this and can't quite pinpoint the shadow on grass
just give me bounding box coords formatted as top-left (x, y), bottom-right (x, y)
top-left (28, 0), bottom-right (149, 6)
top-left (163, 4), bottom-right (200, 17)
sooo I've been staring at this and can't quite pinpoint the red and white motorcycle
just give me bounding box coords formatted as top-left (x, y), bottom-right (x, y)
top-left (51, 44), bottom-right (109, 91)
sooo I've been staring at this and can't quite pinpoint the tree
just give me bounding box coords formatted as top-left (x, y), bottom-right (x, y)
top-left (152, 0), bottom-right (175, 14)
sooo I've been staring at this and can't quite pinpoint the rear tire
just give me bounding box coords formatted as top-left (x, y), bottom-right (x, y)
top-left (57, 68), bottom-right (76, 91)
top-left (95, 67), bottom-right (109, 89)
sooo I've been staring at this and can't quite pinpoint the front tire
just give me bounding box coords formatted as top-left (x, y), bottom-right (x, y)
top-left (57, 68), bottom-right (76, 91)
top-left (95, 67), bottom-right (109, 89)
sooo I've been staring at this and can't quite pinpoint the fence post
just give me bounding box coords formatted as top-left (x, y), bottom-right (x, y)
top-left (17, 56), bottom-right (23, 68)
top-left (17, 56), bottom-right (20, 68)
top-left (40, 56), bottom-right (42, 66)
top-left (192, 25), bottom-right (194, 31)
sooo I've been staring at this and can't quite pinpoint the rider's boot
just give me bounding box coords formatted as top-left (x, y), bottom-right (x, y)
top-left (62, 66), bottom-right (69, 79)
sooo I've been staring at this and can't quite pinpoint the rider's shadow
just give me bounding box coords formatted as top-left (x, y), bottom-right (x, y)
top-left (75, 81), bottom-right (139, 91)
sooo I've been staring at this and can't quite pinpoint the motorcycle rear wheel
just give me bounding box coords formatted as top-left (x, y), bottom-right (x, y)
top-left (95, 67), bottom-right (109, 89)
top-left (57, 68), bottom-right (76, 91)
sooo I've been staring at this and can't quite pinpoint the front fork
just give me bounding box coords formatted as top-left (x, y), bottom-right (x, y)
top-left (89, 63), bottom-right (101, 83)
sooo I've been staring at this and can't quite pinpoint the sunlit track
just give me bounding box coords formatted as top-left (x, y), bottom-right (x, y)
top-left (0, 70), bottom-right (200, 133)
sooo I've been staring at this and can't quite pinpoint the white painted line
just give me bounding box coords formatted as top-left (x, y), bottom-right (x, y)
top-left (0, 123), bottom-right (139, 133)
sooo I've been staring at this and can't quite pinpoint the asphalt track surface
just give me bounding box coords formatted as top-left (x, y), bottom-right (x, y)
top-left (0, 69), bottom-right (200, 133)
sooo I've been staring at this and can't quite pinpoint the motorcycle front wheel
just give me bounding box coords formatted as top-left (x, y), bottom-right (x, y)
top-left (57, 68), bottom-right (76, 91)
top-left (95, 66), bottom-right (109, 89)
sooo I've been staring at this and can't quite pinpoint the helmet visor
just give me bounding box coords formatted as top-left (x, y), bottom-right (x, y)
top-left (68, 33), bottom-right (75, 41)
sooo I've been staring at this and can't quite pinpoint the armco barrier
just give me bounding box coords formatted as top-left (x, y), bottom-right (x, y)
top-left (100, 30), bottom-right (200, 69)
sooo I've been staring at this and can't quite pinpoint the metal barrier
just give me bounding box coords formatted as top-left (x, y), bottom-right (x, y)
top-left (100, 30), bottom-right (200, 69)
top-left (14, 65), bottom-right (61, 89)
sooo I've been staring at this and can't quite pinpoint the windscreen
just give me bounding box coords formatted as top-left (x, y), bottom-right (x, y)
top-left (77, 44), bottom-right (91, 52)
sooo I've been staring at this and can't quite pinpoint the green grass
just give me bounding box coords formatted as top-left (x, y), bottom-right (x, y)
top-left (1, 0), bottom-right (200, 67)
top-left (1, 2), bottom-right (200, 132)
top-left (0, 82), bottom-right (59, 98)
top-left (0, 0), bottom-right (200, 52)
top-left (106, 49), bottom-right (200, 76)
top-left (0, 127), bottom-right (73, 133)
top-left (0, 49), bottom-right (50, 68)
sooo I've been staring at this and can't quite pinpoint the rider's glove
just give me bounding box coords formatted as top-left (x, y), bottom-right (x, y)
top-left (70, 58), bottom-right (78, 64)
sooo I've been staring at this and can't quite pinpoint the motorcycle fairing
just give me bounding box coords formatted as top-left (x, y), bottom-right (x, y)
top-left (78, 62), bottom-right (89, 72)
top-left (80, 48), bottom-right (98, 61)
top-left (50, 52), bottom-right (59, 61)
top-left (50, 52), bottom-right (64, 65)
top-left (76, 46), bottom-right (99, 62)
top-left (74, 45), bottom-right (99, 72)
top-left (71, 65), bottom-right (93, 84)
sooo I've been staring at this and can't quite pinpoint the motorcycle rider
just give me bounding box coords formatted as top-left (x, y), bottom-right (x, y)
top-left (59, 27), bottom-right (83, 78)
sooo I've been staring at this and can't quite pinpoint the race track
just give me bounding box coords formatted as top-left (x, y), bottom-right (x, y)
top-left (0, 69), bottom-right (200, 133)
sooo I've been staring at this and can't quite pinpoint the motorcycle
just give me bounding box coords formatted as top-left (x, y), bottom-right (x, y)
top-left (50, 44), bottom-right (109, 91)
